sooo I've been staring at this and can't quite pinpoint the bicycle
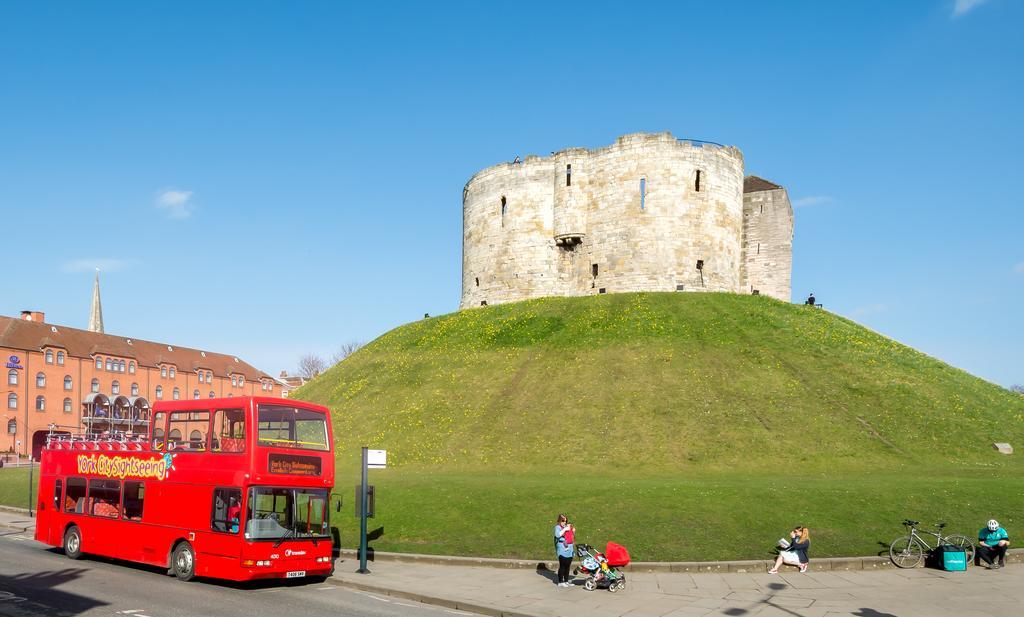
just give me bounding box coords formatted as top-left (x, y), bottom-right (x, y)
top-left (889, 520), bottom-right (975, 568)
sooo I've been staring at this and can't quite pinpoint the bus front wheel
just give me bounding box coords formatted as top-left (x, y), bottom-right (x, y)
top-left (64, 526), bottom-right (83, 560)
top-left (172, 542), bottom-right (196, 582)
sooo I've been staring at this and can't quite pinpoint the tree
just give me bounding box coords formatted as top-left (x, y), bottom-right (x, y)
top-left (332, 341), bottom-right (363, 364)
top-left (297, 354), bottom-right (327, 380)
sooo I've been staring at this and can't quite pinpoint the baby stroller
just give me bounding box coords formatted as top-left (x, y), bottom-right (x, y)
top-left (573, 542), bottom-right (630, 592)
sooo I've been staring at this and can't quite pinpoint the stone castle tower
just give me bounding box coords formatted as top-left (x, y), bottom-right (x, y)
top-left (460, 132), bottom-right (793, 309)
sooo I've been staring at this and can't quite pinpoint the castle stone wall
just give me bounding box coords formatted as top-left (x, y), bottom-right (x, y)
top-left (461, 132), bottom-right (790, 309)
top-left (740, 187), bottom-right (794, 301)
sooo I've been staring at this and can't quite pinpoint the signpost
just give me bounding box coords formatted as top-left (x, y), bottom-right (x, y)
top-left (357, 447), bottom-right (386, 573)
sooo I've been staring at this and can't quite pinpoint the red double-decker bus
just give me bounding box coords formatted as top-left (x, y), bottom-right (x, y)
top-left (33, 396), bottom-right (335, 582)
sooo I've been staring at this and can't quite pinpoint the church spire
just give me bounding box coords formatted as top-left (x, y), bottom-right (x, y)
top-left (88, 268), bottom-right (104, 333)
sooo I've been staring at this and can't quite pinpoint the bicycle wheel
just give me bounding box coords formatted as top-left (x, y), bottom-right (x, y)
top-left (943, 535), bottom-right (975, 563)
top-left (890, 536), bottom-right (924, 568)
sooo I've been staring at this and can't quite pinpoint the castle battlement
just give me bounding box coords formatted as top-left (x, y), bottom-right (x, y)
top-left (460, 132), bottom-right (792, 309)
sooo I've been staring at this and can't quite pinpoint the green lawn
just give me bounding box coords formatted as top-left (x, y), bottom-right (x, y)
top-left (3, 465), bottom-right (1018, 561)
top-left (0, 468), bottom-right (33, 510)
top-left (6, 293), bottom-right (1021, 562)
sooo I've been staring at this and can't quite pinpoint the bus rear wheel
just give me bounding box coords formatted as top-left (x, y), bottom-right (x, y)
top-left (172, 542), bottom-right (196, 582)
top-left (64, 526), bottom-right (83, 560)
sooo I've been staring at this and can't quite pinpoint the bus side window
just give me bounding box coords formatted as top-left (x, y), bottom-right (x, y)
top-left (123, 481), bottom-right (145, 521)
top-left (168, 410), bottom-right (210, 452)
top-left (152, 411), bottom-right (166, 451)
top-left (88, 479), bottom-right (121, 518)
top-left (65, 478), bottom-right (86, 513)
top-left (212, 409), bottom-right (246, 453)
top-left (53, 479), bottom-right (63, 510)
top-left (211, 488), bottom-right (242, 533)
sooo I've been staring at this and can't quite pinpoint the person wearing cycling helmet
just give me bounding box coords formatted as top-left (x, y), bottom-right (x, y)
top-left (977, 519), bottom-right (1010, 569)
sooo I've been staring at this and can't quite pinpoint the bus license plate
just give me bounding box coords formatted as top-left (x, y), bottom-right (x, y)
top-left (286, 570), bottom-right (306, 578)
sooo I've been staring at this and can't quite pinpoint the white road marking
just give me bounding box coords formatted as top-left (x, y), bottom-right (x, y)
top-left (352, 590), bottom-right (392, 603)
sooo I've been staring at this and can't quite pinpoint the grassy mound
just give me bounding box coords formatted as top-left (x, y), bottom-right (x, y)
top-left (5, 293), bottom-right (1021, 562)
top-left (300, 292), bottom-right (1023, 471)
top-left (289, 293), bottom-right (1024, 560)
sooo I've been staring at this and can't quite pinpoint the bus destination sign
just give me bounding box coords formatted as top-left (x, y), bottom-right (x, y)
top-left (269, 453), bottom-right (322, 476)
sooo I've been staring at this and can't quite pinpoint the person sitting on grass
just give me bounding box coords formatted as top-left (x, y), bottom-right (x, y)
top-left (769, 526), bottom-right (810, 574)
top-left (978, 519), bottom-right (1010, 569)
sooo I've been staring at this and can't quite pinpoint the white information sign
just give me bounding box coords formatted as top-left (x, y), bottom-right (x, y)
top-left (367, 449), bottom-right (387, 469)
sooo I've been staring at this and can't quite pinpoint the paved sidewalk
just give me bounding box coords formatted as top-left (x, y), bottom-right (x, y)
top-left (0, 507), bottom-right (35, 533)
top-left (330, 559), bottom-right (1024, 617)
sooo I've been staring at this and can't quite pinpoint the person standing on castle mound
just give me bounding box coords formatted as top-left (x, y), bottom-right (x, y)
top-left (553, 514), bottom-right (575, 587)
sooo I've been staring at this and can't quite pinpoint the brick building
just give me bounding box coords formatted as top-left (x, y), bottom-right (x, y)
top-left (2, 309), bottom-right (281, 460)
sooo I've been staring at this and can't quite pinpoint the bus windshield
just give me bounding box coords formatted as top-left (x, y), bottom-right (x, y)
top-left (257, 404), bottom-right (330, 451)
top-left (245, 487), bottom-right (330, 540)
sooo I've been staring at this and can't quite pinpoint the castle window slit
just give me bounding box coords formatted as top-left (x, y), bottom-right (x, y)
top-left (566, 164), bottom-right (572, 187)
top-left (640, 178), bottom-right (646, 210)
top-left (695, 170), bottom-right (702, 192)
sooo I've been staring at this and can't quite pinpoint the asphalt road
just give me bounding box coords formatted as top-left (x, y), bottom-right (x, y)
top-left (0, 529), bottom-right (477, 617)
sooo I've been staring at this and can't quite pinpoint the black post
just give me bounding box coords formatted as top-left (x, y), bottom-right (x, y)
top-left (25, 403), bottom-right (33, 517)
top-left (357, 446), bottom-right (369, 573)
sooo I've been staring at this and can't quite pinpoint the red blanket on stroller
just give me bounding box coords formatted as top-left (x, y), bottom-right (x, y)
top-left (605, 542), bottom-right (630, 567)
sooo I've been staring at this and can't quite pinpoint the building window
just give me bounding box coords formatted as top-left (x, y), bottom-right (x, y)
top-left (7, 369), bottom-right (16, 386)
top-left (128, 361), bottom-right (136, 374)
top-left (6, 418), bottom-right (15, 435)
top-left (36, 372), bottom-right (46, 388)
top-left (56, 351), bottom-right (65, 365)
top-left (7, 393), bottom-right (16, 410)
top-left (231, 376), bottom-right (237, 387)
top-left (64, 375), bottom-right (73, 390)
top-left (91, 379), bottom-right (100, 393)
top-left (63, 398), bottom-right (72, 414)
top-left (695, 169), bottom-right (702, 192)
top-left (238, 376), bottom-right (244, 386)
top-left (173, 387), bottom-right (180, 400)
top-left (161, 366), bottom-right (167, 378)
top-left (105, 359), bottom-right (113, 371)
top-left (36, 396), bottom-right (45, 411)
top-left (209, 391), bottom-right (215, 398)
top-left (45, 350), bottom-right (54, 364)
top-left (640, 178), bottom-right (646, 210)
top-left (111, 380), bottom-right (120, 395)
top-left (155, 385), bottom-right (163, 399)
top-left (206, 371), bottom-right (212, 383)
top-left (199, 371), bottom-right (205, 384)
top-left (169, 367), bottom-right (176, 378)
top-left (566, 164), bottom-right (572, 187)
top-left (96, 357), bottom-right (103, 370)
top-left (119, 360), bottom-right (126, 373)
top-left (131, 383), bottom-right (139, 396)
top-left (193, 389), bottom-right (200, 400)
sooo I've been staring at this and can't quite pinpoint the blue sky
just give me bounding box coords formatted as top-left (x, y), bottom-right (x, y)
top-left (1, 1), bottom-right (1021, 386)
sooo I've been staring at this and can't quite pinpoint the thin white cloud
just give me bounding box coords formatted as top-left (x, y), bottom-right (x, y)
top-left (952, 0), bottom-right (988, 18)
top-left (849, 303), bottom-right (889, 317)
top-left (60, 258), bottom-right (131, 273)
top-left (1013, 262), bottom-right (1024, 275)
top-left (156, 189), bottom-right (195, 219)
top-left (792, 195), bottom-right (834, 208)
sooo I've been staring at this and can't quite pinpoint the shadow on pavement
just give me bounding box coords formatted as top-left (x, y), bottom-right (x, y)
top-left (0, 568), bottom-right (109, 615)
top-left (718, 579), bottom-right (899, 617)
top-left (535, 562), bottom-right (558, 584)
